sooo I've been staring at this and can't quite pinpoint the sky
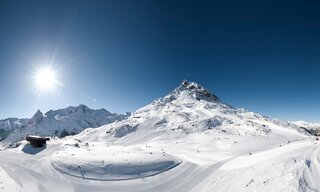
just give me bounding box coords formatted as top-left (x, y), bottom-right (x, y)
top-left (0, 0), bottom-right (319, 122)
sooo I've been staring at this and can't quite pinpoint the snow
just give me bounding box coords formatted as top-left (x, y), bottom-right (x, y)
top-left (0, 166), bottom-right (21, 192)
top-left (202, 139), bottom-right (320, 192)
top-left (51, 142), bottom-right (181, 180)
top-left (0, 80), bottom-right (319, 192)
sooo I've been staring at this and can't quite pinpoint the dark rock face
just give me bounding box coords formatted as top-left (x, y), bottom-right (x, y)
top-left (300, 127), bottom-right (320, 136)
top-left (60, 130), bottom-right (76, 137)
top-left (178, 80), bottom-right (220, 102)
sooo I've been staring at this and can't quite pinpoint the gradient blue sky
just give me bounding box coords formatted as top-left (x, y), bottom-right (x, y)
top-left (0, 0), bottom-right (319, 122)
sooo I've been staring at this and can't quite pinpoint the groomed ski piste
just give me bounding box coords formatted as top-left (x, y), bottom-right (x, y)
top-left (0, 80), bottom-right (319, 192)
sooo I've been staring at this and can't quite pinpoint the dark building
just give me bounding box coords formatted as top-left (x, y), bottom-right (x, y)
top-left (26, 135), bottom-right (50, 147)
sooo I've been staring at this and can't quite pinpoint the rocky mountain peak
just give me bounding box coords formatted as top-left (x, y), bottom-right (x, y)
top-left (173, 80), bottom-right (220, 102)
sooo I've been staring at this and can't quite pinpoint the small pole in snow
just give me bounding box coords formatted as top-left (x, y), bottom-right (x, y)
top-left (79, 166), bottom-right (85, 180)
top-left (248, 143), bottom-right (252, 155)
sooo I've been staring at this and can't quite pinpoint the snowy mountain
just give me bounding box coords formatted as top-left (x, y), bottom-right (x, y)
top-left (0, 80), bottom-right (318, 192)
top-left (0, 118), bottom-right (28, 140)
top-left (1, 104), bottom-right (130, 146)
top-left (76, 80), bottom-right (308, 143)
top-left (52, 80), bottom-right (314, 191)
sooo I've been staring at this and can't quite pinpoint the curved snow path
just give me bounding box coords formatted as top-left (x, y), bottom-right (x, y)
top-left (50, 146), bottom-right (182, 181)
top-left (0, 145), bottom-right (220, 192)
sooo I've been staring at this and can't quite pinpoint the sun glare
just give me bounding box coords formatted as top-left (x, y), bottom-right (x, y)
top-left (34, 67), bottom-right (57, 91)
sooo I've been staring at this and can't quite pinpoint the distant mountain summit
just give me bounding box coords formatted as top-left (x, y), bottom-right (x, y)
top-left (76, 80), bottom-right (309, 144)
top-left (158, 80), bottom-right (220, 104)
top-left (0, 105), bottom-right (130, 146)
top-left (175, 80), bottom-right (220, 101)
top-left (28, 110), bottom-right (44, 126)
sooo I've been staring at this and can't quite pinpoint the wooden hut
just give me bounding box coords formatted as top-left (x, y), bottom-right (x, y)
top-left (26, 135), bottom-right (50, 147)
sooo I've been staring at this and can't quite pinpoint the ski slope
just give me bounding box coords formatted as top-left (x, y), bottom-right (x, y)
top-left (0, 80), bottom-right (319, 192)
top-left (1, 135), bottom-right (319, 192)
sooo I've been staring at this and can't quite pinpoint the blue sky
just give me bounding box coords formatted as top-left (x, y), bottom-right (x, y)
top-left (0, 0), bottom-right (320, 122)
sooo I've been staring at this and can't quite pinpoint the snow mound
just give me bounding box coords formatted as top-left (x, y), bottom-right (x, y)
top-left (51, 143), bottom-right (181, 181)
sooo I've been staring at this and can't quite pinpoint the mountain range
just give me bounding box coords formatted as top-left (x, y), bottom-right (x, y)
top-left (1, 80), bottom-right (320, 192)
top-left (0, 104), bottom-right (130, 146)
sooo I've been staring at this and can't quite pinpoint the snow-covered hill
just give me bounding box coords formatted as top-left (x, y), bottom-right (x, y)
top-left (76, 80), bottom-right (308, 144)
top-left (0, 80), bottom-right (318, 192)
top-left (1, 104), bottom-right (130, 146)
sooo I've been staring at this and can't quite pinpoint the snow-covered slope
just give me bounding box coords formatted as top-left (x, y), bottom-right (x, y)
top-left (0, 166), bottom-right (21, 192)
top-left (51, 143), bottom-right (181, 181)
top-left (76, 80), bottom-right (307, 144)
top-left (0, 118), bottom-right (28, 141)
top-left (0, 80), bottom-right (318, 192)
top-left (1, 104), bottom-right (129, 146)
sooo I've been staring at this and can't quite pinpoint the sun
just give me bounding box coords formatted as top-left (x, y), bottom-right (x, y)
top-left (34, 66), bottom-right (58, 91)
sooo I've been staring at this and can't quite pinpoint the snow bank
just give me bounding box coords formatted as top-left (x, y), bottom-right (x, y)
top-left (51, 143), bottom-right (181, 181)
